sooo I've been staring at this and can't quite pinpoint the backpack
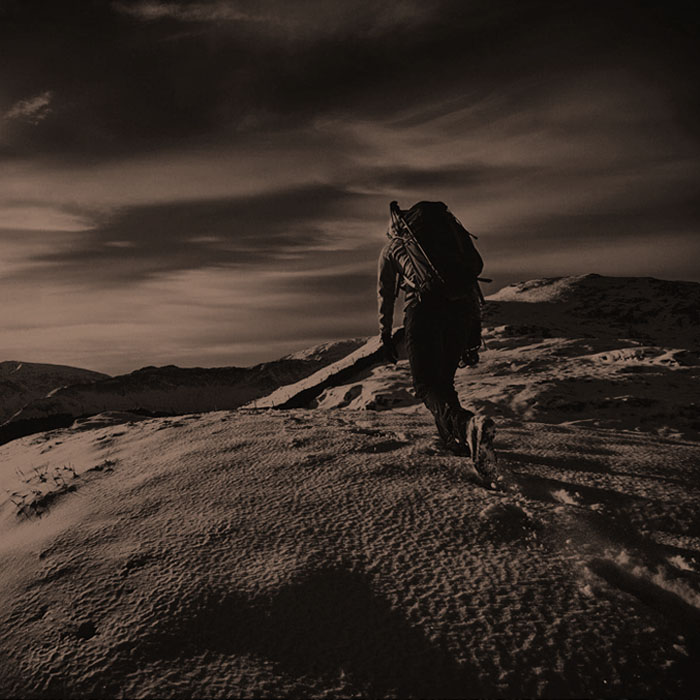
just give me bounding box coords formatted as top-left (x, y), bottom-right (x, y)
top-left (388, 200), bottom-right (484, 301)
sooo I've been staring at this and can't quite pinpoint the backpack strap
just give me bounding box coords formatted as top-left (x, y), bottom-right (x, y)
top-left (390, 201), bottom-right (447, 289)
top-left (398, 272), bottom-right (418, 292)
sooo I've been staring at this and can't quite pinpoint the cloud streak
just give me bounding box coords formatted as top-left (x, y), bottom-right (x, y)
top-left (114, 0), bottom-right (437, 36)
top-left (0, 0), bottom-right (698, 371)
top-left (5, 91), bottom-right (53, 125)
top-left (16, 184), bottom-right (377, 283)
top-left (113, 1), bottom-right (257, 23)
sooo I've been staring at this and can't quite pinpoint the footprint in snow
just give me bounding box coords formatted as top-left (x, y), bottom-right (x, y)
top-left (356, 439), bottom-right (410, 454)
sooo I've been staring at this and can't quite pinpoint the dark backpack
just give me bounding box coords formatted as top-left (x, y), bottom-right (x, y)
top-left (389, 200), bottom-right (484, 301)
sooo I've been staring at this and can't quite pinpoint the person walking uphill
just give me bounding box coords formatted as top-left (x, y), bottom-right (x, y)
top-left (377, 200), bottom-right (500, 485)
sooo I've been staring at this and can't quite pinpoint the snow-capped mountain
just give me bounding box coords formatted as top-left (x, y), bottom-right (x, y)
top-left (0, 347), bottom-right (362, 446)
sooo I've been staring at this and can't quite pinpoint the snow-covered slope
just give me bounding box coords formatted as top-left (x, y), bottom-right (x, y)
top-left (484, 273), bottom-right (700, 346)
top-left (267, 275), bottom-right (700, 439)
top-left (1, 409), bottom-right (698, 697)
top-left (281, 337), bottom-right (367, 364)
top-left (1, 275), bottom-right (700, 697)
top-left (254, 334), bottom-right (394, 409)
top-left (0, 361), bottom-right (108, 424)
top-left (0, 348), bottom-right (359, 446)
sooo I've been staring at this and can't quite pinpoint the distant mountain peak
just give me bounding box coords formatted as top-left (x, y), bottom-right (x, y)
top-left (0, 361), bottom-right (109, 424)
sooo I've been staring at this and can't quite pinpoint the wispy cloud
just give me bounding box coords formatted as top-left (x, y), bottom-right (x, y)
top-left (113, 1), bottom-right (260, 23)
top-left (5, 90), bottom-right (53, 125)
top-left (0, 203), bottom-right (92, 232)
top-left (10, 184), bottom-right (378, 284)
top-left (1, 1), bottom-right (698, 371)
top-left (113, 0), bottom-right (433, 35)
top-left (0, 241), bottom-right (378, 372)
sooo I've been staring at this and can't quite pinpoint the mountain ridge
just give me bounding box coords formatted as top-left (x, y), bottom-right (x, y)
top-left (256, 274), bottom-right (700, 439)
top-left (0, 361), bottom-right (109, 424)
top-left (3, 274), bottom-right (698, 444)
top-left (0, 350), bottom-right (363, 446)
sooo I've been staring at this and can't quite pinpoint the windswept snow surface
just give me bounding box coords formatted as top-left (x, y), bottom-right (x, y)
top-left (0, 410), bottom-right (699, 697)
top-left (295, 275), bottom-right (700, 440)
top-left (486, 274), bottom-right (700, 347)
top-left (2, 274), bottom-right (700, 697)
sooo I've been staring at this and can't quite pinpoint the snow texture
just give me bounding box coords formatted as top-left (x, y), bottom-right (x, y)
top-left (1, 274), bottom-right (699, 698)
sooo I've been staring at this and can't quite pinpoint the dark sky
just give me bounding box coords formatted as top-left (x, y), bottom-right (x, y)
top-left (2, 0), bottom-right (699, 373)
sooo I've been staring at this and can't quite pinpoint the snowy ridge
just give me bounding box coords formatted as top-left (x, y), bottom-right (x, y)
top-left (484, 273), bottom-right (700, 346)
top-left (0, 351), bottom-right (355, 446)
top-left (0, 361), bottom-right (108, 424)
top-left (257, 275), bottom-right (700, 439)
top-left (252, 335), bottom-right (388, 408)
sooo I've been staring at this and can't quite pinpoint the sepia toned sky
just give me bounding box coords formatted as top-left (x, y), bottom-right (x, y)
top-left (2, 0), bottom-right (699, 373)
